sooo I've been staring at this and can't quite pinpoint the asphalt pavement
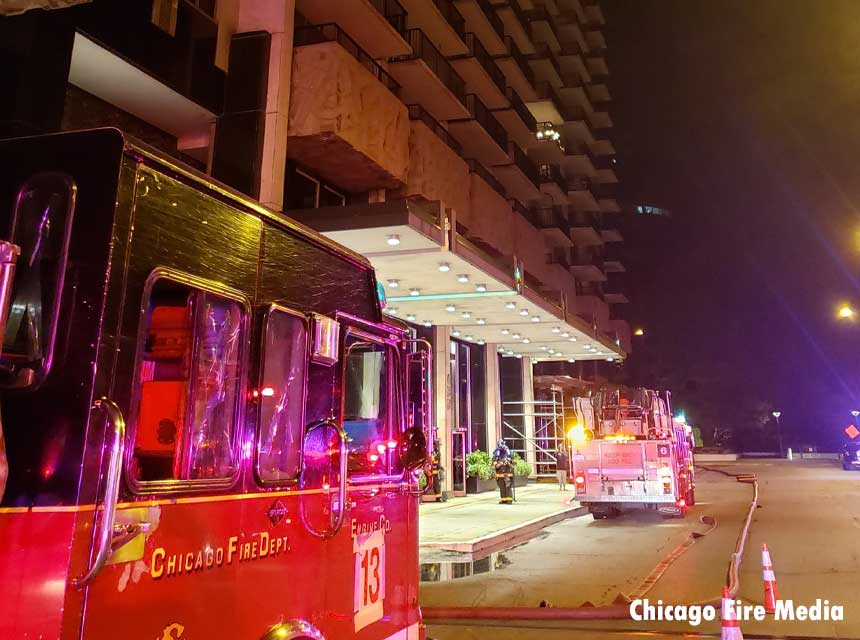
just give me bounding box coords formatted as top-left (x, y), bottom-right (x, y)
top-left (422, 459), bottom-right (860, 639)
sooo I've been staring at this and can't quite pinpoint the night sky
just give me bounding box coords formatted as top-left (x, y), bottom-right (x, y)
top-left (603, 0), bottom-right (860, 449)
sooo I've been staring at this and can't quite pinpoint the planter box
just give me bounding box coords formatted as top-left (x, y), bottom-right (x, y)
top-left (514, 475), bottom-right (528, 487)
top-left (466, 476), bottom-right (498, 494)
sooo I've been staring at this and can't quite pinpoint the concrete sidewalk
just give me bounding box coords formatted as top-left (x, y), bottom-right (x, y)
top-left (419, 483), bottom-right (587, 554)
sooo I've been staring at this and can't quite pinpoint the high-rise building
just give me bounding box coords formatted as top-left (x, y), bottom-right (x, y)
top-left (1, 0), bottom-right (630, 490)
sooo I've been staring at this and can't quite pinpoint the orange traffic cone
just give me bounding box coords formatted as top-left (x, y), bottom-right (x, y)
top-left (721, 586), bottom-right (743, 640)
top-left (762, 543), bottom-right (779, 614)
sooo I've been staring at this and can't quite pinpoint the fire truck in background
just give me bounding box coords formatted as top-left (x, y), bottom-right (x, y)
top-left (569, 388), bottom-right (695, 519)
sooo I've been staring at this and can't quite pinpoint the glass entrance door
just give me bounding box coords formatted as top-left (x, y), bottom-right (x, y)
top-left (450, 430), bottom-right (466, 496)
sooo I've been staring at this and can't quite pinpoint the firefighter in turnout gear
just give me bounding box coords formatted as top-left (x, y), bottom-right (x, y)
top-left (492, 439), bottom-right (514, 504)
top-left (425, 439), bottom-right (447, 502)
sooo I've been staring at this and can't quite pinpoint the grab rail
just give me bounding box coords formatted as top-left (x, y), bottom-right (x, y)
top-left (72, 398), bottom-right (126, 588)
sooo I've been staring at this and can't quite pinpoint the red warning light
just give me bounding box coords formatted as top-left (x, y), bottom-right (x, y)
top-left (846, 424), bottom-right (860, 439)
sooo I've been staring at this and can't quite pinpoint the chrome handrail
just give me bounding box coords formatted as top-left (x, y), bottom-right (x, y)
top-left (72, 398), bottom-right (126, 589)
top-left (301, 419), bottom-right (349, 539)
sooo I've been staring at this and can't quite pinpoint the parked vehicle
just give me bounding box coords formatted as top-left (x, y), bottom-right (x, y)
top-left (570, 388), bottom-right (695, 519)
top-left (0, 129), bottom-right (432, 640)
top-left (842, 440), bottom-right (860, 470)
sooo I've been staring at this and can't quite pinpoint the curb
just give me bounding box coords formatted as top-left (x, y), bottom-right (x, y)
top-left (420, 505), bottom-right (589, 554)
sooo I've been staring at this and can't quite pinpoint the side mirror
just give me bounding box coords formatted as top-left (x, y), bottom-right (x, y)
top-left (399, 425), bottom-right (427, 471)
top-left (299, 419), bottom-right (348, 538)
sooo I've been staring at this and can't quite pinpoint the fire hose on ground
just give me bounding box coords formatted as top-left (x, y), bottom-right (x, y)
top-left (421, 467), bottom-right (759, 623)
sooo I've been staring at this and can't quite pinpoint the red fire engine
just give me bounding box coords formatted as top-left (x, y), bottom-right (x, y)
top-left (0, 129), bottom-right (432, 640)
top-left (569, 388), bottom-right (695, 519)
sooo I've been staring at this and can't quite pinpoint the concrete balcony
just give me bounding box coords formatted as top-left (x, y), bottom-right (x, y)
top-left (399, 0), bottom-right (470, 56)
top-left (589, 110), bottom-right (613, 130)
top-left (609, 319), bottom-right (631, 355)
top-left (389, 29), bottom-right (471, 122)
top-left (569, 210), bottom-right (602, 246)
top-left (288, 30), bottom-right (409, 192)
top-left (566, 175), bottom-right (600, 212)
top-left (455, 0), bottom-right (509, 55)
top-left (576, 294), bottom-right (610, 332)
top-left (401, 105), bottom-right (472, 220)
top-left (495, 0), bottom-right (536, 55)
top-left (593, 166), bottom-right (618, 184)
top-left (529, 121), bottom-right (566, 164)
top-left (558, 85), bottom-right (594, 120)
top-left (495, 35), bottom-right (538, 101)
top-left (527, 81), bottom-right (565, 125)
top-left (450, 32), bottom-right (509, 108)
top-left (604, 291), bottom-right (630, 305)
top-left (570, 251), bottom-right (606, 283)
top-left (600, 227), bottom-right (623, 243)
top-left (525, 6), bottom-right (562, 53)
top-left (587, 82), bottom-right (611, 104)
top-left (584, 4), bottom-right (606, 26)
top-left (490, 143), bottom-right (542, 205)
top-left (295, 0), bottom-right (411, 58)
top-left (537, 162), bottom-right (568, 204)
top-left (589, 138), bottom-right (616, 156)
top-left (492, 86), bottom-right (538, 149)
top-left (462, 159), bottom-right (515, 257)
top-left (529, 205), bottom-right (572, 248)
top-left (587, 55), bottom-right (609, 79)
top-left (561, 143), bottom-right (597, 181)
top-left (556, 42), bottom-right (592, 85)
top-left (585, 27), bottom-right (606, 51)
top-left (529, 42), bottom-right (564, 88)
top-left (448, 94), bottom-right (510, 166)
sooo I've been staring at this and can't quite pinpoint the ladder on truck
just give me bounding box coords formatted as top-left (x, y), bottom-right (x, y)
top-left (501, 389), bottom-right (565, 477)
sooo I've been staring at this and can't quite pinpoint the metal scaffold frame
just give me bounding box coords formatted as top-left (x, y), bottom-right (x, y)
top-left (501, 388), bottom-right (566, 477)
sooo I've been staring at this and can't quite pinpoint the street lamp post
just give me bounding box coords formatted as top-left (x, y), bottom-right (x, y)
top-left (772, 411), bottom-right (783, 458)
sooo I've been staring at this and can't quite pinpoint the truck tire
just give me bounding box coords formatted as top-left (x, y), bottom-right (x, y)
top-left (843, 461), bottom-right (852, 471)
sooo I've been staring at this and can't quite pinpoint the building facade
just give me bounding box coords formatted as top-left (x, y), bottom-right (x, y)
top-left (1, 0), bottom-right (630, 491)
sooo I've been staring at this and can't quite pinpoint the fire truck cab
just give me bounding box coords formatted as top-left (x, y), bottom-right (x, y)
top-left (570, 388), bottom-right (695, 519)
top-left (0, 129), bottom-right (431, 640)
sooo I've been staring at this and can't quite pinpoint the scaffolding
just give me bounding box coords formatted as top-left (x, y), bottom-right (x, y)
top-left (501, 388), bottom-right (566, 477)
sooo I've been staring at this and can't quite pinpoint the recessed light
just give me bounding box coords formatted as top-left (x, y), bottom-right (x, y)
top-left (406, 314), bottom-right (416, 321)
top-left (446, 304), bottom-right (456, 312)
top-left (477, 339), bottom-right (485, 345)
top-left (505, 301), bottom-right (516, 310)
top-left (548, 348), bottom-right (556, 355)
top-left (540, 345), bottom-right (548, 351)
top-left (410, 288), bottom-right (420, 296)
top-left (457, 274), bottom-right (470, 283)
top-left (561, 332), bottom-right (570, 338)
top-left (519, 309), bottom-right (529, 316)
top-left (515, 354), bottom-right (522, 359)
top-left (388, 308), bottom-right (398, 315)
top-left (531, 316), bottom-right (540, 323)
top-left (522, 338), bottom-right (531, 344)
top-left (423, 320), bottom-right (432, 327)
top-left (387, 279), bottom-right (400, 288)
top-left (438, 262), bottom-right (451, 272)
top-left (568, 358), bottom-right (576, 363)
top-left (606, 357), bottom-right (614, 362)
top-left (476, 318), bottom-right (486, 325)
top-left (476, 283), bottom-right (487, 292)
top-left (464, 335), bottom-right (474, 341)
top-left (461, 311), bottom-right (472, 319)
top-left (552, 327), bottom-right (561, 333)
top-left (569, 337), bottom-right (577, 342)
top-left (512, 332), bottom-right (521, 339)
top-left (506, 349), bottom-right (514, 355)
top-left (386, 234), bottom-right (401, 246)
top-left (452, 329), bottom-right (461, 337)
top-left (501, 328), bottom-right (510, 335)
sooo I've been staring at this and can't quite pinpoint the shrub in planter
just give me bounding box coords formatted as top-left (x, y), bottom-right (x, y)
top-left (466, 450), bottom-right (495, 480)
top-left (512, 453), bottom-right (531, 483)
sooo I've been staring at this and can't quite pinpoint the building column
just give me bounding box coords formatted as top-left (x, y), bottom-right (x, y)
top-left (432, 325), bottom-right (453, 491)
top-left (484, 345), bottom-right (502, 453)
top-left (233, 0), bottom-right (295, 210)
top-left (521, 356), bottom-right (537, 473)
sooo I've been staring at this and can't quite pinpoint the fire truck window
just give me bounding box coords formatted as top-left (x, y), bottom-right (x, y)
top-left (342, 336), bottom-right (391, 475)
top-left (257, 308), bottom-right (308, 483)
top-left (132, 279), bottom-right (243, 484)
top-left (1, 173), bottom-right (75, 386)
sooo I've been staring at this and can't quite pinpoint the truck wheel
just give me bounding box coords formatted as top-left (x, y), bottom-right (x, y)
top-left (843, 462), bottom-right (852, 471)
